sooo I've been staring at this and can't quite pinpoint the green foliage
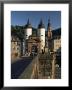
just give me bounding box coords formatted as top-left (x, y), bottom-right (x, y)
top-left (11, 25), bottom-right (24, 40)
top-left (11, 25), bottom-right (37, 40)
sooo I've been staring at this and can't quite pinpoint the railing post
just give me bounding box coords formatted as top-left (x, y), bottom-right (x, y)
top-left (51, 52), bottom-right (56, 79)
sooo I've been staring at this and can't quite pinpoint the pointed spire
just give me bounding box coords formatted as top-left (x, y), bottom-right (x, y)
top-left (40, 18), bottom-right (43, 25)
top-left (27, 18), bottom-right (30, 25)
top-left (48, 17), bottom-right (51, 27)
top-left (38, 18), bottom-right (45, 28)
top-left (26, 18), bottom-right (32, 28)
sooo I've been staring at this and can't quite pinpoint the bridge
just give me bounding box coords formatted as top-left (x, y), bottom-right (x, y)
top-left (19, 52), bottom-right (56, 79)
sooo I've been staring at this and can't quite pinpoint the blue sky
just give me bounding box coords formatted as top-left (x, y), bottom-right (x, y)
top-left (11, 11), bottom-right (61, 30)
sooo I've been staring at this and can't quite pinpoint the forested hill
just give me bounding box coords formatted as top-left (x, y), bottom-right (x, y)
top-left (11, 25), bottom-right (61, 40)
top-left (11, 25), bottom-right (37, 40)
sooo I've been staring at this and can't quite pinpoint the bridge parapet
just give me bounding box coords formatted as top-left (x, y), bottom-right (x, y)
top-left (19, 55), bottom-right (38, 79)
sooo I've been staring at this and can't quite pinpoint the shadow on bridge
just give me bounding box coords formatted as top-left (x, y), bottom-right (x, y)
top-left (11, 57), bottom-right (33, 79)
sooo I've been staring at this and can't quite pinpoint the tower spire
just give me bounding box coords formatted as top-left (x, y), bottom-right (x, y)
top-left (48, 17), bottom-right (51, 27)
top-left (27, 18), bottom-right (30, 25)
top-left (47, 17), bottom-right (51, 31)
top-left (26, 18), bottom-right (32, 28)
top-left (38, 18), bottom-right (45, 28)
top-left (47, 17), bottom-right (52, 39)
top-left (40, 18), bottom-right (43, 25)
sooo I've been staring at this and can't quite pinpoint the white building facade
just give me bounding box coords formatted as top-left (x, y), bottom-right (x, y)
top-left (38, 19), bottom-right (45, 52)
top-left (53, 38), bottom-right (61, 52)
top-left (24, 19), bottom-right (32, 40)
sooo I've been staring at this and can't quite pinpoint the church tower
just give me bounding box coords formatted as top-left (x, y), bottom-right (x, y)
top-left (25, 19), bottom-right (32, 40)
top-left (38, 19), bottom-right (45, 53)
top-left (47, 18), bottom-right (52, 40)
top-left (47, 18), bottom-right (53, 51)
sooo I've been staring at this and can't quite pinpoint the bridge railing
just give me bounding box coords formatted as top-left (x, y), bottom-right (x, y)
top-left (19, 55), bottom-right (38, 79)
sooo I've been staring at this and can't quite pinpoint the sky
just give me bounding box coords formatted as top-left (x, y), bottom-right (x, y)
top-left (11, 11), bottom-right (61, 30)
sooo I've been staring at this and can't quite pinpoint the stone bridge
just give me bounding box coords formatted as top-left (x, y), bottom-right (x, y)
top-left (19, 53), bottom-right (56, 79)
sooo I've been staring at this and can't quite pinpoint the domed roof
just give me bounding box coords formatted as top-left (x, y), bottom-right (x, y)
top-left (38, 19), bottom-right (45, 29)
